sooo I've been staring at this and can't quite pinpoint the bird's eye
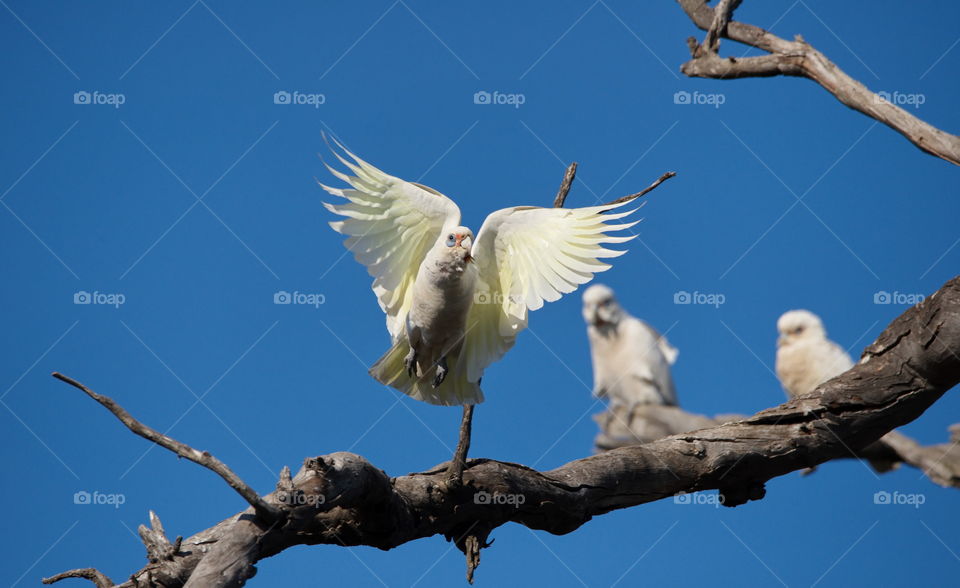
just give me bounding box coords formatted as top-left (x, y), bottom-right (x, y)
top-left (793, 326), bottom-right (805, 334)
top-left (445, 234), bottom-right (456, 247)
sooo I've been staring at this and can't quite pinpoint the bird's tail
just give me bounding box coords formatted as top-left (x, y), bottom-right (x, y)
top-left (369, 337), bottom-right (484, 406)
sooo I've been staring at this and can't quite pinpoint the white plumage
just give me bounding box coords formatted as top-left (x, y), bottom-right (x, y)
top-left (775, 309), bottom-right (853, 399)
top-left (582, 284), bottom-right (678, 408)
top-left (322, 139), bottom-right (641, 406)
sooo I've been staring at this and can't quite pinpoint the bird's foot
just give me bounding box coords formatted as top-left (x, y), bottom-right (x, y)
top-left (433, 356), bottom-right (448, 388)
top-left (404, 347), bottom-right (418, 378)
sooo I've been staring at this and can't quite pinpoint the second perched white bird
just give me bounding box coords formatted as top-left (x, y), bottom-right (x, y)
top-left (775, 309), bottom-right (853, 398)
top-left (322, 140), bottom-right (641, 406)
top-left (582, 284), bottom-right (679, 408)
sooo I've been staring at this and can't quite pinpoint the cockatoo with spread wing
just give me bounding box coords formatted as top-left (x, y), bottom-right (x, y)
top-left (775, 309), bottom-right (853, 399)
top-left (582, 284), bottom-right (678, 408)
top-left (321, 139), bottom-right (642, 481)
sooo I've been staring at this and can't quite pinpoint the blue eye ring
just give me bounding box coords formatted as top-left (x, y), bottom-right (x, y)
top-left (445, 234), bottom-right (456, 247)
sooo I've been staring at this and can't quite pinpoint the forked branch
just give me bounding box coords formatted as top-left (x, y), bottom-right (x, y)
top-left (675, 0), bottom-right (960, 165)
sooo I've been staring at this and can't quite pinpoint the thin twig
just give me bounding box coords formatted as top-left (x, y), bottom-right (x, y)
top-left (603, 171), bottom-right (677, 207)
top-left (51, 372), bottom-right (284, 522)
top-left (552, 162), bottom-right (578, 208)
top-left (42, 568), bottom-right (114, 587)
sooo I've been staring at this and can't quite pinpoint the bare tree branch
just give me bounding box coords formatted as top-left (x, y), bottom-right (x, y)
top-left (880, 429), bottom-right (960, 488)
top-left (675, 0), bottom-right (960, 165)
top-left (552, 162), bottom-right (578, 208)
top-left (51, 372), bottom-right (284, 523)
top-left (594, 404), bottom-right (960, 488)
top-left (45, 275), bottom-right (960, 586)
top-left (448, 404), bottom-right (475, 489)
top-left (603, 172), bottom-right (677, 207)
top-left (552, 164), bottom-right (675, 209)
top-left (700, 0), bottom-right (741, 54)
top-left (139, 511), bottom-right (184, 564)
top-left (42, 568), bottom-right (114, 587)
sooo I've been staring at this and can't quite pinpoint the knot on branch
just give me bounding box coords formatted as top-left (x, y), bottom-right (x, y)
top-left (298, 452), bottom-right (392, 509)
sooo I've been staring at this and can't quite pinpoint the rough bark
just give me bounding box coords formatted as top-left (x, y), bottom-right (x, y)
top-left (675, 0), bottom-right (960, 165)
top-left (44, 276), bottom-right (960, 587)
top-left (595, 404), bottom-right (960, 487)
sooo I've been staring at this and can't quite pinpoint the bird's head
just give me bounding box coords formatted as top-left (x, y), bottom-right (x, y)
top-left (441, 226), bottom-right (474, 262)
top-left (777, 309), bottom-right (826, 347)
top-left (582, 283), bottom-right (623, 327)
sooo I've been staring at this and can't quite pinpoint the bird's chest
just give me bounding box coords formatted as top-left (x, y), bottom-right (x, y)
top-left (409, 260), bottom-right (478, 330)
top-left (590, 325), bottom-right (629, 361)
top-left (777, 343), bottom-right (822, 391)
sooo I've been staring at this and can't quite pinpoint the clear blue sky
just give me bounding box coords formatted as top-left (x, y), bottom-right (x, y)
top-left (1, 1), bottom-right (958, 586)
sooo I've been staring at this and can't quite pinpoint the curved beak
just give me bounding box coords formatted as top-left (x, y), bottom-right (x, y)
top-left (456, 235), bottom-right (472, 261)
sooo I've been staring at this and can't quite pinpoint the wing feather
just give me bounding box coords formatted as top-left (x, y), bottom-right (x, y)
top-left (461, 199), bottom-right (642, 383)
top-left (322, 137), bottom-right (461, 339)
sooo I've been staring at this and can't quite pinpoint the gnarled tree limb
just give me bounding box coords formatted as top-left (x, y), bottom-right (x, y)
top-left (45, 276), bottom-right (960, 587)
top-left (675, 0), bottom-right (960, 165)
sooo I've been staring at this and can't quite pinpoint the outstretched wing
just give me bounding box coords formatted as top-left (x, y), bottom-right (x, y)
top-left (320, 138), bottom-right (462, 340)
top-left (460, 200), bottom-right (641, 383)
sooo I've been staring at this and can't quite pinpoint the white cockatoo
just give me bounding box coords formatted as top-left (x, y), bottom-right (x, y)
top-left (582, 284), bottom-right (678, 409)
top-left (321, 139), bottom-right (643, 477)
top-left (775, 309), bottom-right (853, 398)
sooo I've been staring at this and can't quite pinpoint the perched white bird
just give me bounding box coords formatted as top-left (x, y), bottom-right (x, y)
top-left (321, 139), bottom-right (642, 477)
top-left (775, 309), bottom-right (853, 398)
top-left (582, 284), bottom-right (678, 408)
